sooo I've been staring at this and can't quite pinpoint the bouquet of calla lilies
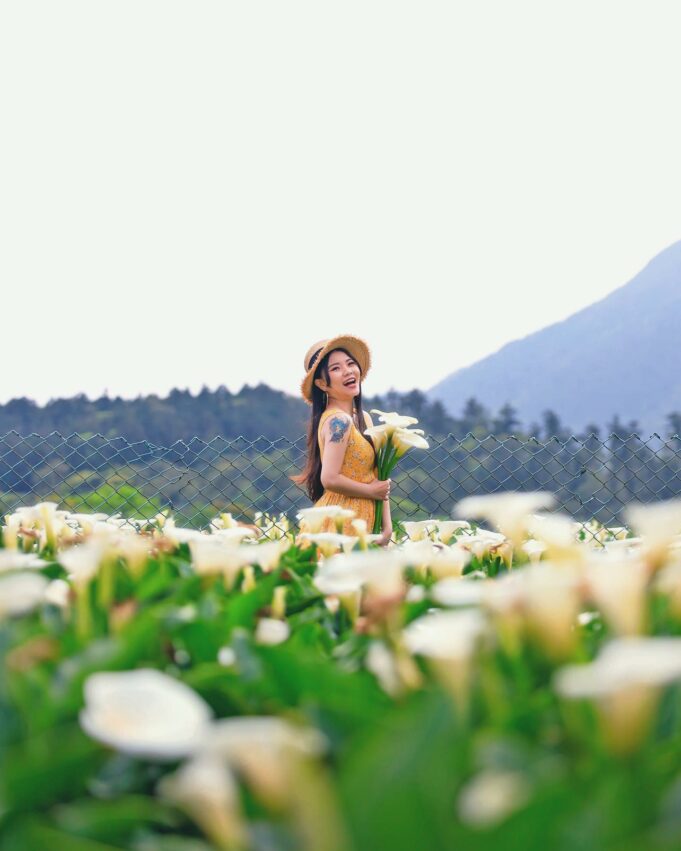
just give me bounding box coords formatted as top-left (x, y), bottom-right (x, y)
top-left (366, 409), bottom-right (430, 534)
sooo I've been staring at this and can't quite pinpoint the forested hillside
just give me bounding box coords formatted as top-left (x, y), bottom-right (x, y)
top-left (3, 384), bottom-right (681, 444)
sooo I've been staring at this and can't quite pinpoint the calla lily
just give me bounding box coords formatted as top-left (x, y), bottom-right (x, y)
top-left (0, 551), bottom-right (47, 573)
top-left (521, 539), bottom-right (546, 564)
top-left (455, 492), bottom-right (555, 548)
top-left (625, 498), bottom-right (681, 571)
top-left (457, 770), bottom-right (532, 828)
top-left (297, 505), bottom-right (356, 534)
top-left (392, 427), bottom-right (429, 457)
top-left (428, 545), bottom-right (470, 580)
top-left (402, 520), bottom-right (436, 542)
top-left (80, 669), bottom-right (213, 761)
top-left (44, 578), bottom-right (71, 609)
top-left (435, 520), bottom-right (470, 544)
top-left (431, 576), bottom-right (486, 607)
top-left (655, 560), bottom-right (681, 619)
top-left (159, 756), bottom-right (245, 851)
top-left (586, 555), bottom-right (648, 635)
top-left (368, 410), bottom-right (429, 534)
top-left (201, 717), bottom-right (326, 809)
top-left (299, 532), bottom-right (358, 557)
top-left (403, 609), bottom-right (487, 711)
top-left (248, 539), bottom-right (287, 572)
top-left (67, 512), bottom-right (109, 535)
top-left (370, 409), bottom-right (419, 429)
top-left (255, 617), bottom-right (291, 645)
top-left (522, 563), bottom-right (581, 660)
top-left (59, 540), bottom-right (108, 586)
top-left (555, 637), bottom-right (681, 754)
top-left (210, 527), bottom-right (256, 545)
top-left (364, 424), bottom-right (389, 452)
top-left (188, 538), bottom-right (251, 587)
top-left (0, 573), bottom-right (50, 618)
top-left (526, 513), bottom-right (582, 562)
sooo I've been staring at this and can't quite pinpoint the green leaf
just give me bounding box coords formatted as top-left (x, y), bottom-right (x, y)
top-left (0, 816), bottom-right (125, 851)
top-left (339, 691), bottom-right (467, 851)
top-left (0, 723), bottom-right (105, 811)
top-left (52, 795), bottom-right (179, 844)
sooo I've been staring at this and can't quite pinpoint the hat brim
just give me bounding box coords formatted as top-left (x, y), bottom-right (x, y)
top-left (301, 335), bottom-right (371, 403)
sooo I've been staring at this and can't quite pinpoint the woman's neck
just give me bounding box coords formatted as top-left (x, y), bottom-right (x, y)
top-left (327, 397), bottom-right (354, 416)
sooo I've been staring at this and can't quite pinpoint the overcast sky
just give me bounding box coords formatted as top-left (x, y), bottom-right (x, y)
top-left (2, 1), bottom-right (681, 407)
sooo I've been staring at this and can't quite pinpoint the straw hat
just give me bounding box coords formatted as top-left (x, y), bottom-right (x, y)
top-left (301, 335), bottom-right (371, 403)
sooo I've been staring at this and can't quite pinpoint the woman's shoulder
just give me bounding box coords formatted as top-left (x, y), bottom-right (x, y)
top-left (318, 408), bottom-right (354, 440)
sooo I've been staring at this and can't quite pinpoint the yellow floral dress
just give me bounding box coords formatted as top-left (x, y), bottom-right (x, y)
top-left (315, 408), bottom-right (377, 534)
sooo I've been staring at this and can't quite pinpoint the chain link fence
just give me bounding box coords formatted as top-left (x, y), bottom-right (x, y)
top-left (2, 430), bottom-right (681, 531)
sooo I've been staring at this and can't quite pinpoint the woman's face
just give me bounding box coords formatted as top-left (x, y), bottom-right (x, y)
top-left (317, 349), bottom-right (361, 400)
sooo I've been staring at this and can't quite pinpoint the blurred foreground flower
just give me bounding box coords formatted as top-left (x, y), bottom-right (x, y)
top-left (403, 609), bottom-right (487, 713)
top-left (625, 498), bottom-right (681, 571)
top-left (555, 637), bottom-right (681, 754)
top-left (80, 669), bottom-right (213, 761)
top-left (202, 717), bottom-right (346, 851)
top-left (0, 572), bottom-right (50, 618)
top-left (457, 769), bottom-right (532, 828)
top-left (159, 755), bottom-right (245, 851)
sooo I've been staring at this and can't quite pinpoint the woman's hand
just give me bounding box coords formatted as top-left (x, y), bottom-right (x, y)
top-left (377, 525), bottom-right (393, 547)
top-left (367, 478), bottom-right (391, 501)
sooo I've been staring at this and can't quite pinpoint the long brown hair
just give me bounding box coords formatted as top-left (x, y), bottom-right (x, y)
top-left (291, 347), bottom-right (373, 502)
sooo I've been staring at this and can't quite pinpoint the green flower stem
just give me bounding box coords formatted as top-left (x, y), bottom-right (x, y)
top-left (75, 583), bottom-right (92, 642)
top-left (373, 437), bottom-right (400, 534)
top-left (97, 558), bottom-right (114, 614)
top-left (373, 499), bottom-right (384, 536)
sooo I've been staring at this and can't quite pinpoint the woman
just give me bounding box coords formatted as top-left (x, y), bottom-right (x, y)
top-left (292, 335), bottom-right (393, 545)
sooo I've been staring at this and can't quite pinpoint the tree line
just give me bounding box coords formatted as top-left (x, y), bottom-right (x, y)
top-left (2, 384), bottom-right (681, 443)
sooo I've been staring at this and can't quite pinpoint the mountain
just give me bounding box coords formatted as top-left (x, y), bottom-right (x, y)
top-left (429, 240), bottom-right (681, 435)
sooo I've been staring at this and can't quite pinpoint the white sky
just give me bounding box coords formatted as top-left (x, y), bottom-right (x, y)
top-left (2, 1), bottom-right (681, 407)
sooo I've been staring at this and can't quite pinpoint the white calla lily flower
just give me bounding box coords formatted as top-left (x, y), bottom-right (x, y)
top-left (625, 498), bottom-right (681, 570)
top-left (297, 505), bottom-right (356, 534)
top-left (435, 520), bottom-right (470, 544)
top-left (0, 551), bottom-right (47, 573)
top-left (555, 637), bottom-right (681, 754)
top-left (255, 617), bottom-right (291, 645)
top-left (59, 540), bottom-right (108, 586)
top-left (370, 409), bottom-right (419, 429)
top-left (456, 492), bottom-right (555, 547)
top-left (432, 577), bottom-right (485, 607)
top-left (458, 770), bottom-right (532, 828)
top-left (158, 755), bottom-right (245, 850)
top-left (44, 578), bottom-right (71, 609)
top-left (80, 669), bottom-right (213, 761)
top-left (299, 532), bottom-right (358, 557)
top-left (0, 573), bottom-right (50, 618)
top-left (392, 427), bottom-right (429, 457)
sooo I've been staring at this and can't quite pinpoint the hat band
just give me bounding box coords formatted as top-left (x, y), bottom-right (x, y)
top-left (307, 347), bottom-right (324, 371)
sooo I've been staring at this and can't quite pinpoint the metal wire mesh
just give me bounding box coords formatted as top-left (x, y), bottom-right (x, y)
top-left (2, 430), bottom-right (681, 532)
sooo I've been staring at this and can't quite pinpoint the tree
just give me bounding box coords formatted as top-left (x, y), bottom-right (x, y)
top-left (460, 397), bottom-right (490, 434)
top-left (492, 403), bottom-right (521, 436)
top-left (542, 409), bottom-right (567, 441)
top-left (667, 412), bottom-right (681, 439)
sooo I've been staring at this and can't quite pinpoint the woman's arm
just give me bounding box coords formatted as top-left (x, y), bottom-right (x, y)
top-left (381, 499), bottom-right (393, 546)
top-left (320, 413), bottom-right (390, 501)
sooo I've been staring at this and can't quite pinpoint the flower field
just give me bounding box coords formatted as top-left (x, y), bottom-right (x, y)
top-left (2, 496), bottom-right (681, 850)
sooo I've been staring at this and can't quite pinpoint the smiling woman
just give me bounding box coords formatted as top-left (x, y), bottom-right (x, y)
top-left (291, 336), bottom-right (392, 544)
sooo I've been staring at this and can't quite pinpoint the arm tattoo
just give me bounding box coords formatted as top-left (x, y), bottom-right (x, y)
top-left (329, 416), bottom-right (350, 443)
